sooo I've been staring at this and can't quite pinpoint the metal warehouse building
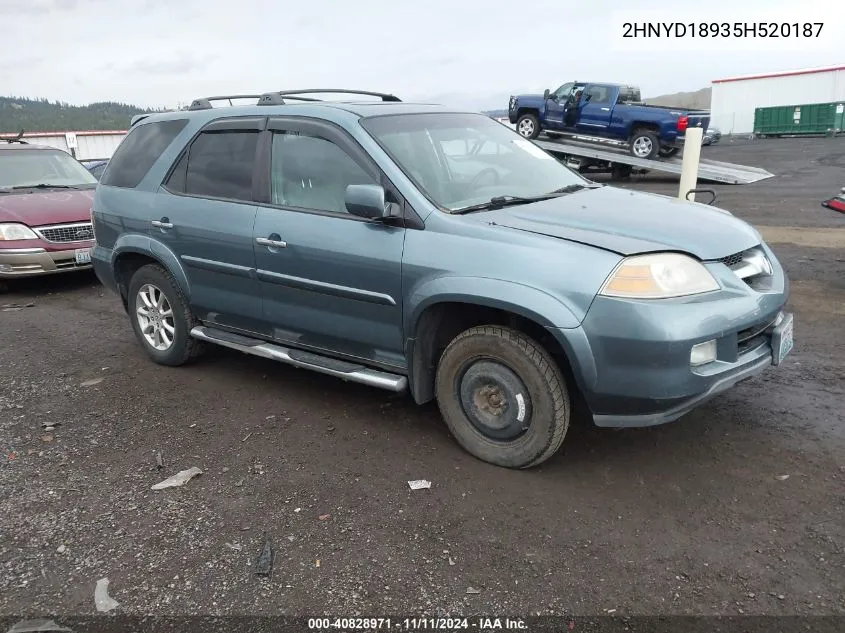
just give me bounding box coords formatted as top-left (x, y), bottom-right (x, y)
top-left (0, 130), bottom-right (127, 160)
top-left (710, 65), bottom-right (845, 135)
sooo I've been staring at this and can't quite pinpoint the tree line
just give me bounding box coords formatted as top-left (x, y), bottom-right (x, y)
top-left (0, 96), bottom-right (161, 133)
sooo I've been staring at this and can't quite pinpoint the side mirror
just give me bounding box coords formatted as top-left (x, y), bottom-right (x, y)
top-left (345, 184), bottom-right (388, 219)
top-left (543, 89), bottom-right (550, 100)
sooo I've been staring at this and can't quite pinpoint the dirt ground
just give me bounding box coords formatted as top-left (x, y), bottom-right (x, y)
top-left (1, 137), bottom-right (844, 618)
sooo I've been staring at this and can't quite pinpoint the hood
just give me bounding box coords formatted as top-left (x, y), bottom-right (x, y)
top-left (0, 188), bottom-right (95, 228)
top-left (476, 186), bottom-right (761, 260)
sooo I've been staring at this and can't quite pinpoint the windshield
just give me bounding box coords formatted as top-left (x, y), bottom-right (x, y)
top-left (0, 149), bottom-right (98, 189)
top-left (360, 113), bottom-right (587, 211)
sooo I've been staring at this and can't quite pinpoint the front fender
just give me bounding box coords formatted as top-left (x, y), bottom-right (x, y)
top-left (405, 275), bottom-right (583, 336)
top-left (112, 233), bottom-right (191, 297)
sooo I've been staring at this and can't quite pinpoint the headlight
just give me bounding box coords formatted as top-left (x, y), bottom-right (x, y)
top-left (599, 252), bottom-right (720, 299)
top-left (0, 223), bottom-right (39, 241)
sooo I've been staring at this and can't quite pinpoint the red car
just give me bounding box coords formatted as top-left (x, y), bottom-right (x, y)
top-left (0, 139), bottom-right (98, 281)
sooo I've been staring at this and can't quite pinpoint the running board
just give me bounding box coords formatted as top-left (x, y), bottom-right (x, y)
top-left (190, 326), bottom-right (408, 392)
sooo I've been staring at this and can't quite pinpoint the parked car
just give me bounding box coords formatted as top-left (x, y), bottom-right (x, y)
top-left (703, 126), bottom-right (722, 146)
top-left (80, 159), bottom-right (109, 180)
top-left (91, 89), bottom-right (792, 469)
top-left (508, 82), bottom-right (710, 159)
top-left (0, 139), bottom-right (97, 281)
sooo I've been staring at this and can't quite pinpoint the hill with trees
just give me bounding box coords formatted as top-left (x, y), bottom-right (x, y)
top-left (0, 97), bottom-right (158, 133)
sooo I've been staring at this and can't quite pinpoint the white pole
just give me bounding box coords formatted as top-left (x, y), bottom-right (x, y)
top-left (678, 126), bottom-right (703, 202)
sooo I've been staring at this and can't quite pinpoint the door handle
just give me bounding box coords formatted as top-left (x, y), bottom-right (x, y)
top-left (600, 107), bottom-right (610, 111)
top-left (151, 219), bottom-right (173, 229)
top-left (256, 237), bottom-right (287, 248)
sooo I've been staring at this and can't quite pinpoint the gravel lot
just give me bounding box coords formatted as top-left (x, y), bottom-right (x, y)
top-left (1, 137), bottom-right (844, 618)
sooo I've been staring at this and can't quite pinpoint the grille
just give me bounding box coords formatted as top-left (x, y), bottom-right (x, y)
top-left (36, 222), bottom-right (94, 243)
top-left (718, 251), bottom-right (744, 268)
top-left (736, 315), bottom-right (778, 355)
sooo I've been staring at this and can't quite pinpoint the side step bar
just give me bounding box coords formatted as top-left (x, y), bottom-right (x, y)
top-left (190, 326), bottom-right (408, 392)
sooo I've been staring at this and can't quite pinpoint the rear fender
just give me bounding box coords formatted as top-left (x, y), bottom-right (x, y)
top-left (112, 234), bottom-right (190, 298)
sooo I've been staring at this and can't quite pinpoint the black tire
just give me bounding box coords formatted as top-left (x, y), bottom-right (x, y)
top-left (516, 113), bottom-right (540, 139)
top-left (435, 325), bottom-right (570, 469)
top-left (127, 264), bottom-right (204, 366)
top-left (629, 128), bottom-right (660, 160)
top-left (658, 146), bottom-right (679, 158)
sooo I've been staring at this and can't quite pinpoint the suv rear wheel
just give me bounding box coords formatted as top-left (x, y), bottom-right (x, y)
top-left (435, 325), bottom-right (570, 468)
top-left (127, 264), bottom-right (203, 366)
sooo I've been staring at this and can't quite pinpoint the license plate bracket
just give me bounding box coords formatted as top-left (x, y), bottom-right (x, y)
top-left (771, 312), bottom-right (794, 365)
top-left (75, 248), bottom-right (91, 265)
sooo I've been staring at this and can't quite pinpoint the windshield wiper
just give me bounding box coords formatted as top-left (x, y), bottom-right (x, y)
top-left (452, 184), bottom-right (595, 214)
top-left (452, 194), bottom-right (564, 214)
top-left (6, 183), bottom-right (85, 190)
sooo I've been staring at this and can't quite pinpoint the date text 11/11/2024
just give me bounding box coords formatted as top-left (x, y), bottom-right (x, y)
top-left (307, 617), bottom-right (529, 630)
top-left (622, 22), bottom-right (824, 38)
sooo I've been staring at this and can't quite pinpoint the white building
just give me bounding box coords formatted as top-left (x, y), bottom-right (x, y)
top-left (710, 64), bottom-right (845, 135)
top-left (0, 130), bottom-right (127, 161)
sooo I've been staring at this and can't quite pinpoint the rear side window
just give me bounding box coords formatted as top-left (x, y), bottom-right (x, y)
top-left (100, 119), bottom-right (187, 188)
top-left (165, 130), bottom-right (258, 203)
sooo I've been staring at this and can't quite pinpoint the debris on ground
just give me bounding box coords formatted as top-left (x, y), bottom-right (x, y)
top-left (40, 421), bottom-right (60, 429)
top-left (151, 467), bottom-right (203, 491)
top-left (254, 537), bottom-right (274, 578)
top-left (7, 619), bottom-right (73, 633)
top-left (80, 378), bottom-right (104, 388)
top-left (56, 544), bottom-right (66, 554)
top-left (155, 451), bottom-right (164, 470)
top-left (449, 557), bottom-right (455, 566)
top-left (225, 542), bottom-right (243, 551)
top-left (94, 577), bottom-right (120, 612)
top-left (318, 514), bottom-right (331, 521)
top-left (40, 435), bottom-right (53, 443)
top-left (408, 479), bottom-right (432, 490)
top-left (775, 474), bottom-right (790, 481)
top-left (315, 559), bottom-right (321, 567)
top-left (1, 303), bottom-right (35, 312)
top-left (465, 586), bottom-right (481, 594)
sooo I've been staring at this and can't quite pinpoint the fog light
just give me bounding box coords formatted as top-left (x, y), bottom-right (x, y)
top-left (690, 339), bottom-right (717, 366)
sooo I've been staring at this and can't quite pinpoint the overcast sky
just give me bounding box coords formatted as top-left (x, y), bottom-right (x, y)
top-left (1, 0), bottom-right (841, 110)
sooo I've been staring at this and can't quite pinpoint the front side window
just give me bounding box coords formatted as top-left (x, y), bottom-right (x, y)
top-left (553, 82), bottom-right (574, 100)
top-left (167, 130), bottom-right (258, 202)
top-left (583, 85), bottom-right (612, 105)
top-left (269, 131), bottom-right (377, 214)
top-left (0, 149), bottom-right (98, 189)
top-left (361, 113), bottom-right (587, 211)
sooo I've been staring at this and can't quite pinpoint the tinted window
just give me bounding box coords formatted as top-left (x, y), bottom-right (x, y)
top-left (100, 119), bottom-right (187, 188)
top-left (270, 132), bottom-right (377, 214)
top-left (180, 130), bottom-right (259, 202)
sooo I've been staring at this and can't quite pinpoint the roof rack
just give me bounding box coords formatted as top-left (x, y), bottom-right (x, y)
top-left (187, 89), bottom-right (401, 111)
top-left (0, 130), bottom-right (28, 144)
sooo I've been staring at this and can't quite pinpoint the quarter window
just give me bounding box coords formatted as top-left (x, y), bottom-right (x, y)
top-left (100, 119), bottom-right (188, 188)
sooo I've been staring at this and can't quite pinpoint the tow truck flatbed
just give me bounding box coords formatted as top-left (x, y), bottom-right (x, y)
top-left (533, 135), bottom-right (774, 185)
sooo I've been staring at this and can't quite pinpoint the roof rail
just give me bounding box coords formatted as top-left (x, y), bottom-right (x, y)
top-left (187, 89), bottom-right (402, 111)
top-left (263, 89), bottom-right (401, 103)
top-left (0, 130), bottom-right (28, 144)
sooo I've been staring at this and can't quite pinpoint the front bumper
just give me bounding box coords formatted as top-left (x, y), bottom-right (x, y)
top-left (548, 246), bottom-right (790, 427)
top-left (0, 243), bottom-right (95, 278)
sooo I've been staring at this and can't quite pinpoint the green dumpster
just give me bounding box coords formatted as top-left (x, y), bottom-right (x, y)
top-left (754, 101), bottom-right (845, 136)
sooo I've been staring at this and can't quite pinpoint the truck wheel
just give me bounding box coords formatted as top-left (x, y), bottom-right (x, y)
top-left (516, 114), bottom-right (540, 139)
top-left (127, 264), bottom-right (204, 366)
top-left (630, 129), bottom-right (659, 159)
top-left (658, 146), bottom-right (679, 158)
top-left (435, 325), bottom-right (570, 469)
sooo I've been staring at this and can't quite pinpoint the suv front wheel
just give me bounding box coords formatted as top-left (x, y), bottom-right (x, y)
top-left (435, 326), bottom-right (570, 468)
top-left (127, 264), bottom-right (203, 366)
